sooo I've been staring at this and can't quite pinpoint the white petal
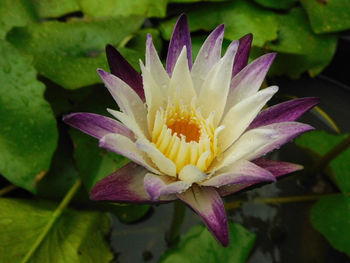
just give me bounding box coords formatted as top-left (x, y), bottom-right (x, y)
top-left (200, 160), bottom-right (275, 187)
top-left (191, 24), bottom-right (225, 93)
top-left (99, 134), bottom-right (160, 174)
top-left (168, 46), bottom-right (196, 105)
top-left (196, 41), bottom-right (238, 125)
top-left (218, 86), bottom-right (279, 152)
top-left (145, 34), bottom-right (170, 90)
top-left (210, 128), bottom-right (278, 173)
top-left (136, 139), bottom-right (177, 177)
top-left (178, 165), bottom-right (208, 184)
top-left (98, 69), bottom-right (149, 137)
top-left (140, 62), bottom-right (167, 134)
top-left (107, 109), bottom-right (147, 140)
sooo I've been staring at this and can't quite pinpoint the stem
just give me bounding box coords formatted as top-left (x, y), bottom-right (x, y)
top-left (0, 185), bottom-right (17, 196)
top-left (313, 134), bottom-right (350, 173)
top-left (165, 200), bottom-right (186, 247)
top-left (20, 178), bottom-right (82, 263)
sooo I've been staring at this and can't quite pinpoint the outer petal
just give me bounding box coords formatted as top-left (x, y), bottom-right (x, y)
top-left (63, 112), bottom-right (133, 140)
top-left (252, 158), bottom-right (303, 178)
top-left (105, 44), bottom-right (145, 101)
top-left (166, 13), bottom-right (192, 76)
top-left (232, 33), bottom-right (253, 77)
top-left (200, 160), bottom-right (275, 188)
top-left (224, 53), bottom-right (276, 115)
top-left (218, 86), bottom-right (278, 152)
top-left (90, 163), bottom-right (175, 203)
top-left (197, 41), bottom-right (238, 125)
top-left (210, 128), bottom-right (278, 173)
top-left (136, 139), bottom-right (177, 177)
top-left (246, 122), bottom-right (315, 160)
top-left (144, 173), bottom-right (191, 200)
top-left (99, 133), bottom-right (160, 174)
top-left (248, 97), bottom-right (320, 129)
top-left (191, 24), bottom-right (225, 93)
top-left (177, 185), bottom-right (229, 247)
top-left (212, 122), bottom-right (313, 172)
top-left (168, 46), bottom-right (196, 106)
top-left (98, 69), bottom-right (149, 137)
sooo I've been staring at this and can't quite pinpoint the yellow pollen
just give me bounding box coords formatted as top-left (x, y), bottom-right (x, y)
top-left (151, 100), bottom-right (221, 175)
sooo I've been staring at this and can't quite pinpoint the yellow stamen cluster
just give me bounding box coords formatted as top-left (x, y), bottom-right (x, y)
top-left (151, 100), bottom-right (221, 174)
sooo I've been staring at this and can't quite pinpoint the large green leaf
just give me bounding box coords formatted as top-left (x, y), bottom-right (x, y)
top-left (300, 0), bottom-right (350, 34)
top-left (0, 0), bottom-right (36, 39)
top-left (0, 198), bottom-right (113, 263)
top-left (266, 8), bottom-right (337, 78)
top-left (311, 194), bottom-right (350, 257)
top-left (0, 40), bottom-right (58, 192)
top-left (79, 0), bottom-right (168, 18)
top-left (253, 0), bottom-right (298, 10)
top-left (159, 0), bottom-right (278, 47)
top-left (295, 131), bottom-right (350, 193)
top-left (160, 222), bottom-right (256, 263)
top-left (30, 0), bottom-right (80, 18)
top-left (7, 17), bottom-right (144, 89)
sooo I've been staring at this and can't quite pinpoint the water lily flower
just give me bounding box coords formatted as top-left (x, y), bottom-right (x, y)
top-left (63, 14), bottom-right (318, 246)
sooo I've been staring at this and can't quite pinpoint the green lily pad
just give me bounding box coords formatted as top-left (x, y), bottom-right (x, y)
top-left (300, 0), bottom-right (350, 34)
top-left (159, 0), bottom-right (278, 47)
top-left (111, 203), bottom-right (151, 223)
top-left (7, 17), bottom-right (144, 89)
top-left (295, 130), bottom-right (350, 193)
top-left (253, 0), bottom-right (298, 10)
top-left (266, 7), bottom-right (337, 78)
top-left (0, 0), bottom-right (36, 39)
top-left (311, 194), bottom-right (350, 257)
top-left (30, 0), bottom-right (80, 18)
top-left (0, 40), bottom-right (58, 192)
top-left (160, 222), bottom-right (256, 262)
top-left (0, 198), bottom-right (113, 263)
top-left (79, 0), bottom-right (167, 18)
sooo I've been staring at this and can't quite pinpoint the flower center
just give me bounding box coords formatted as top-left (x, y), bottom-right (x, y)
top-left (151, 100), bottom-right (222, 175)
top-left (166, 117), bottom-right (201, 143)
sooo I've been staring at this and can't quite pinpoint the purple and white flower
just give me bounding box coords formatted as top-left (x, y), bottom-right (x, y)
top-left (64, 14), bottom-right (318, 246)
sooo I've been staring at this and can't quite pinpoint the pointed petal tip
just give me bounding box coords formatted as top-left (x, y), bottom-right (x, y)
top-left (97, 68), bottom-right (108, 78)
top-left (240, 33), bottom-right (253, 42)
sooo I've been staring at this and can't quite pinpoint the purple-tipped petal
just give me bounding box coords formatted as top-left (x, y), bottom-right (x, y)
top-left (200, 160), bottom-right (275, 188)
top-left (105, 44), bottom-right (145, 101)
top-left (232, 33), bottom-right (253, 77)
top-left (166, 13), bottom-right (192, 76)
top-left (63, 112), bottom-right (134, 139)
top-left (253, 158), bottom-right (303, 178)
top-left (225, 53), bottom-right (276, 114)
top-left (249, 97), bottom-right (320, 130)
top-left (249, 122), bottom-right (315, 160)
top-left (218, 159), bottom-right (303, 197)
top-left (191, 24), bottom-right (225, 91)
top-left (177, 185), bottom-right (229, 247)
top-left (100, 134), bottom-right (160, 174)
top-left (144, 174), bottom-right (191, 200)
top-left (91, 163), bottom-right (175, 203)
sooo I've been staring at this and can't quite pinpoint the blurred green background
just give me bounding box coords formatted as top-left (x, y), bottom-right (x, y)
top-left (1, 0), bottom-right (350, 262)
